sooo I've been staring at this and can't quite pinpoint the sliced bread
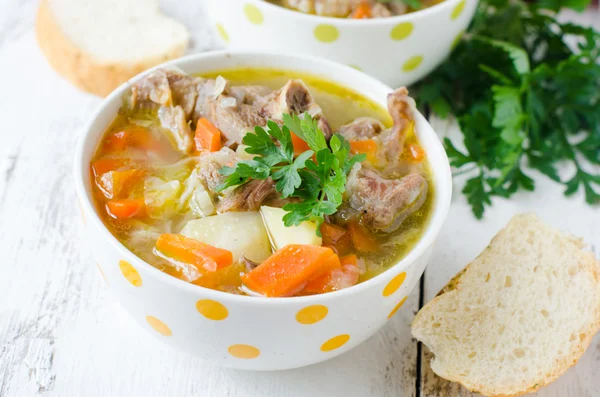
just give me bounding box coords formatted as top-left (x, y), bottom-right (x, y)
top-left (412, 213), bottom-right (600, 397)
top-left (36, 0), bottom-right (189, 97)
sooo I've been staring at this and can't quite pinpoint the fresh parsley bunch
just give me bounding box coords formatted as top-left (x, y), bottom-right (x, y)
top-left (219, 114), bottom-right (365, 233)
top-left (414, 0), bottom-right (600, 218)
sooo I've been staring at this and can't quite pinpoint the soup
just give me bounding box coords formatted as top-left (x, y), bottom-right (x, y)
top-left (266, 0), bottom-right (444, 18)
top-left (90, 67), bottom-right (433, 297)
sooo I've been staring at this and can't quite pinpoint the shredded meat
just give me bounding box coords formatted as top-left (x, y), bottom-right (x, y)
top-left (378, 87), bottom-right (415, 166)
top-left (259, 79), bottom-right (333, 140)
top-left (218, 178), bottom-right (277, 213)
top-left (157, 106), bottom-right (194, 153)
top-left (346, 164), bottom-right (428, 233)
top-left (338, 117), bottom-right (385, 141)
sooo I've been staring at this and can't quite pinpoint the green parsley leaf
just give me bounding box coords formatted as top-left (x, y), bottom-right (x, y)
top-left (218, 114), bottom-right (366, 235)
top-left (413, 0), bottom-right (600, 218)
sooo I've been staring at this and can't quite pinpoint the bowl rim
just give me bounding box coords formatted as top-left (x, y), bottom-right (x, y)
top-left (238, 0), bottom-right (466, 25)
top-left (74, 50), bottom-right (452, 305)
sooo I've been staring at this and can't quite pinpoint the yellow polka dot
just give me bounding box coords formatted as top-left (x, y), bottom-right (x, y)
top-left (146, 316), bottom-right (172, 336)
top-left (383, 272), bottom-right (406, 297)
top-left (243, 4), bottom-right (264, 25)
top-left (119, 260), bottom-right (142, 287)
top-left (348, 64), bottom-right (362, 71)
top-left (216, 23), bottom-right (229, 43)
top-left (451, 0), bottom-right (466, 20)
top-left (228, 344), bottom-right (260, 359)
top-left (314, 24), bottom-right (339, 43)
top-left (321, 334), bottom-right (350, 352)
top-left (196, 299), bottom-right (229, 321)
top-left (388, 296), bottom-right (408, 319)
top-left (451, 31), bottom-right (464, 50)
top-left (402, 56), bottom-right (423, 72)
top-left (296, 305), bottom-right (328, 324)
top-left (97, 263), bottom-right (108, 285)
top-left (390, 22), bottom-right (413, 41)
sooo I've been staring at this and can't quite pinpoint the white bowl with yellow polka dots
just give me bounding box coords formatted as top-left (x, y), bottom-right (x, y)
top-left (206, 0), bottom-right (477, 87)
top-left (74, 51), bottom-right (452, 370)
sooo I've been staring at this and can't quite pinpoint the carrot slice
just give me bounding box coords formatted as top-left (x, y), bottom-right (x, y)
top-left (91, 158), bottom-right (127, 177)
top-left (103, 127), bottom-right (154, 152)
top-left (352, 2), bottom-right (372, 18)
top-left (407, 143), bottom-right (425, 162)
top-left (242, 245), bottom-right (341, 297)
top-left (320, 222), bottom-right (353, 256)
top-left (106, 198), bottom-right (146, 219)
top-left (303, 254), bottom-right (360, 294)
top-left (348, 221), bottom-right (379, 252)
top-left (156, 234), bottom-right (233, 273)
top-left (290, 131), bottom-right (311, 156)
top-left (349, 139), bottom-right (378, 162)
top-left (195, 118), bottom-right (223, 152)
top-left (97, 169), bottom-right (145, 199)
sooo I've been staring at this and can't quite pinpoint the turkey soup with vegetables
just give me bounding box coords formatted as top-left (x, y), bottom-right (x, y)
top-left (90, 67), bottom-right (433, 297)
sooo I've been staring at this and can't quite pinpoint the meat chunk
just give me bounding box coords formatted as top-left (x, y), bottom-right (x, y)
top-left (218, 178), bottom-right (277, 213)
top-left (370, 3), bottom-right (393, 17)
top-left (260, 79), bottom-right (333, 140)
top-left (158, 106), bottom-right (194, 153)
top-left (203, 95), bottom-right (268, 144)
top-left (132, 69), bottom-right (205, 115)
top-left (346, 164), bottom-right (428, 233)
top-left (314, 0), bottom-right (362, 16)
top-left (195, 148), bottom-right (277, 213)
top-left (374, 87), bottom-right (416, 171)
top-left (338, 117), bottom-right (385, 141)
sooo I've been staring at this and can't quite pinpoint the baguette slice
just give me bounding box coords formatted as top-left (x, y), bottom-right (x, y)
top-left (36, 0), bottom-right (189, 97)
top-left (412, 213), bottom-right (600, 397)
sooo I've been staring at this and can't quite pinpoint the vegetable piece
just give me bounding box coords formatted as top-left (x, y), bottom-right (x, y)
top-left (103, 126), bottom-right (154, 152)
top-left (351, 2), bottom-right (371, 19)
top-left (242, 245), bottom-right (341, 297)
top-left (180, 212), bottom-right (272, 263)
top-left (106, 198), bottom-right (146, 219)
top-left (218, 114), bottom-right (365, 232)
top-left (156, 234), bottom-right (233, 273)
top-left (97, 169), bottom-right (144, 199)
top-left (406, 143), bottom-right (425, 162)
top-left (348, 221), bottom-right (379, 252)
top-left (260, 206), bottom-right (322, 250)
top-left (290, 131), bottom-right (311, 156)
top-left (192, 262), bottom-right (245, 290)
top-left (320, 222), bottom-right (353, 256)
top-left (91, 158), bottom-right (127, 177)
top-left (195, 118), bottom-right (222, 152)
top-left (143, 177), bottom-right (182, 218)
top-left (414, 0), bottom-right (600, 218)
top-left (302, 254), bottom-right (360, 294)
top-left (188, 186), bottom-right (216, 218)
top-left (349, 139), bottom-right (378, 162)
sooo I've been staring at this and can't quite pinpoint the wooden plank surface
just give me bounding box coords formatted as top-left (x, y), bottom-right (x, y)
top-left (0, 1), bottom-right (598, 397)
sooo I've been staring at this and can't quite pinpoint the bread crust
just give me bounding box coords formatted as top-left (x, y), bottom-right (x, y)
top-left (413, 213), bottom-right (600, 397)
top-left (35, 0), bottom-right (187, 97)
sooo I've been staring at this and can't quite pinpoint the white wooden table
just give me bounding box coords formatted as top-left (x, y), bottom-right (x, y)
top-left (0, 1), bottom-right (598, 396)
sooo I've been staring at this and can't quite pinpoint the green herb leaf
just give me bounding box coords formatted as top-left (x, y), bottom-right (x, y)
top-left (414, 0), bottom-right (600, 218)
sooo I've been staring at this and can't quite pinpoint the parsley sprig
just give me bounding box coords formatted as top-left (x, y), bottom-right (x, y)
top-left (218, 114), bottom-right (365, 233)
top-left (414, 0), bottom-right (600, 218)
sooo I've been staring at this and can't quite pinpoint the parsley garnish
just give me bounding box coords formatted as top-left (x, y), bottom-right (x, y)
top-left (218, 114), bottom-right (365, 234)
top-left (378, 0), bottom-right (423, 10)
top-left (414, 0), bottom-right (600, 219)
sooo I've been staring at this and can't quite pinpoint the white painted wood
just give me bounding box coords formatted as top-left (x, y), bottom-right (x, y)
top-left (0, 1), bottom-right (597, 396)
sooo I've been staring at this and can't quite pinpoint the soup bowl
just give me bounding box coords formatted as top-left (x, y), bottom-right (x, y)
top-left (74, 51), bottom-right (452, 370)
top-left (206, 0), bottom-right (477, 87)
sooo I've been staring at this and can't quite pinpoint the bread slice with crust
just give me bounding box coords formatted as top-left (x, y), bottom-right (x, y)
top-left (412, 213), bottom-right (600, 397)
top-left (36, 0), bottom-right (189, 97)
